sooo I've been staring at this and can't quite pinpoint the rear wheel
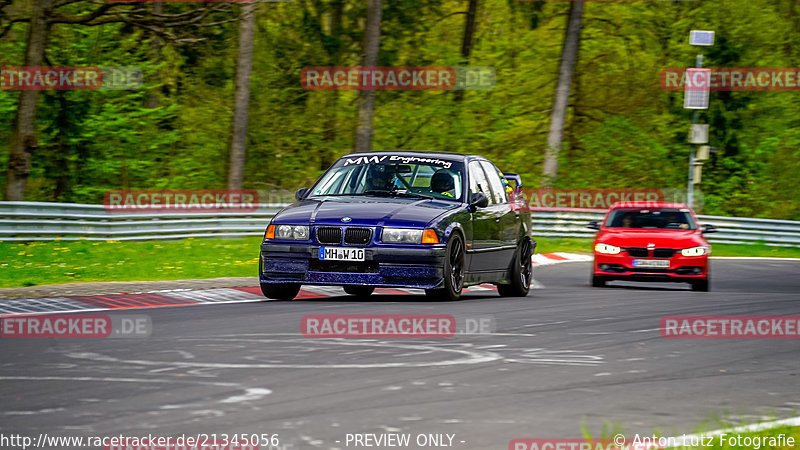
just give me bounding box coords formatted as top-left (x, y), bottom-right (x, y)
top-left (498, 238), bottom-right (534, 297)
top-left (343, 286), bottom-right (375, 297)
top-left (425, 233), bottom-right (465, 301)
top-left (261, 283), bottom-right (301, 300)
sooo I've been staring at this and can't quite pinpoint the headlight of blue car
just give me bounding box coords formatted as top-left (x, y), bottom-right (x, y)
top-left (382, 228), bottom-right (423, 244)
top-left (265, 224), bottom-right (309, 240)
top-left (382, 228), bottom-right (439, 244)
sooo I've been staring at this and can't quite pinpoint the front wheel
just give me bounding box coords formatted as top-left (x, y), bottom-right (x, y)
top-left (343, 286), bottom-right (375, 297)
top-left (425, 233), bottom-right (465, 301)
top-left (261, 283), bottom-right (301, 300)
top-left (591, 275), bottom-right (607, 288)
top-left (691, 278), bottom-right (709, 292)
top-left (498, 238), bottom-right (534, 297)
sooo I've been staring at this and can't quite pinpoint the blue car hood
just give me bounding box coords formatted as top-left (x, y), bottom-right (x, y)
top-left (274, 196), bottom-right (459, 228)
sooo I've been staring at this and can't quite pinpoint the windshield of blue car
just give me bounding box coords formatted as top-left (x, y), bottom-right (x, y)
top-left (310, 159), bottom-right (465, 201)
top-left (605, 208), bottom-right (696, 230)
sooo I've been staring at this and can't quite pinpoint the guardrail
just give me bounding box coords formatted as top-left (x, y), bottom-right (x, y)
top-left (0, 202), bottom-right (283, 241)
top-left (529, 209), bottom-right (800, 246)
top-left (1, 201), bottom-right (799, 246)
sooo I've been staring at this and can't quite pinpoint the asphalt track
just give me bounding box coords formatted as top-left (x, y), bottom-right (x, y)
top-left (1, 259), bottom-right (799, 450)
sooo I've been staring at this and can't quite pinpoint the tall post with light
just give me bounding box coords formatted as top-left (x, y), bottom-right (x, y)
top-left (685, 30), bottom-right (714, 208)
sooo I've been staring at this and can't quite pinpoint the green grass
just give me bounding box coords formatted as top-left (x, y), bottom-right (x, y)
top-left (585, 421), bottom-right (800, 450)
top-left (0, 237), bottom-right (798, 288)
top-left (0, 237), bottom-right (263, 288)
top-left (710, 243), bottom-right (800, 258)
top-left (694, 424), bottom-right (800, 450)
top-left (534, 237), bottom-right (800, 258)
top-left (534, 237), bottom-right (596, 254)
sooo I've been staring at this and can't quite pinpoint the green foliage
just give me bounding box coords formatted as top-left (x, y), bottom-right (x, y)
top-left (1, 0), bottom-right (798, 218)
top-left (0, 238), bottom-right (262, 287)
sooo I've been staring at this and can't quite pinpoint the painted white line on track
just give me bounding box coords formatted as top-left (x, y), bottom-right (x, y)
top-left (533, 253), bottom-right (591, 266)
top-left (161, 288), bottom-right (263, 303)
top-left (552, 252), bottom-right (593, 261)
top-left (0, 303), bottom-right (40, 314)
top-left (65, 338), bottom-right (503, 369)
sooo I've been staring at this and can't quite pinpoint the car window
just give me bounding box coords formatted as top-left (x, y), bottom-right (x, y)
top-left (404, 164), bottom-right (434, 187)
top-left (310, 156), bottom-right (464, 201)
top-left (479, 160), bottom-right (508, 205)
top-left (313, 165), bottom-right (368, 196)
top-left (605, 207), bottom-right (697, 230)
top-left (468, 161), bottom-right (493, 202)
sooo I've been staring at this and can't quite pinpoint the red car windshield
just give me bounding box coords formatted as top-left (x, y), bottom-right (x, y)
top-left (604, 207), bottom-right (696, 230)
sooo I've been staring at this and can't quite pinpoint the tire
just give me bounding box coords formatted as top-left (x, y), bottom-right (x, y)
top-left (343, 286), bottom-right (375, 297)
top-left (498, 238), bottom-right (534, 297)
top-left (591, 275), bottom-right (606, 287)
top-left (691, 278), bottom-right (709, 292)
top-left (261, 283), bottom-right (301, 300)
top-left (425, 233), bottom-right (465, 301)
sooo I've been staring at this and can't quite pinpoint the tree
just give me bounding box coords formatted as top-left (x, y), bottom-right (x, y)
top-left (228, 3), bottom-right (256, 190)
top-left (541, 1), bottom-right (583, 187)
top-left (4, 0), bottom-right (51, 201)
top-left (145, 3), bottom-right (164, 110)
top-left (453, 0), bottom-right (478, 103)
top-left (353, 0), bottom-right (383, 154)
top-left (2, 1), bottom-right (237, 200)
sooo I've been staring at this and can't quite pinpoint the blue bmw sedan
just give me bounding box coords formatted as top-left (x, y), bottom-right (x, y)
top-left (260, 151), bottom-right (535, 300)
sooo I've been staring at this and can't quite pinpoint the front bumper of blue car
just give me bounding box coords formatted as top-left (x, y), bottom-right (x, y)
top-left (259, 242), bottom-right (447, 290)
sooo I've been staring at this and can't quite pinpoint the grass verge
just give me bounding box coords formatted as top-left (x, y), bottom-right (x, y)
top-left (584, 417), bottom-right (799, 450)
top-left (534, 237), bottom-right (800, 258)
top-left (1, 237), bottom-right (798, 288)
top-left (0, 237), bottom-right (263, 288)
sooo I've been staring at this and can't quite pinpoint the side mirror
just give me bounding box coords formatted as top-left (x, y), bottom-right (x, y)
top-left (295, 187), bottom-right (310, 201)
top-left (702, 224), bottom-right (717, 234)
top-left (587, 220), bottom-right (600, 230)
top-left (502, 172), bottom-right (522, 192)
top-left (469, 192), bottom-right (489, 209)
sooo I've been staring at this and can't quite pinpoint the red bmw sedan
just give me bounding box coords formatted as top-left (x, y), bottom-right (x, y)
top-left (588, 202), bottom-right (716, 291)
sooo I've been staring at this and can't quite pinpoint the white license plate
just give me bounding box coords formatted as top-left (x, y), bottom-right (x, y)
top-left (632, 259), bottom-right (670, 269)
top-left (318, 247), bottom-right (365, 261)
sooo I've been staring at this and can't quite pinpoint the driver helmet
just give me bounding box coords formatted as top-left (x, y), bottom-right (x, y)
top-left (367, 165), bottom-right (394, 190)
top-left (431, 170), bottom-right (455, 197)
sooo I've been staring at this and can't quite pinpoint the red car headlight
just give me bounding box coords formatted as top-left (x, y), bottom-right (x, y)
top-left (681, 246), bottom-right (707, 257)
top-left (594, 243), bottom-right (621, 254)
